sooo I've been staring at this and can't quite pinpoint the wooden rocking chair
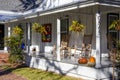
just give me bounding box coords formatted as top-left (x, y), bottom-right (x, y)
top-left (82, 34), bottom-right (93, 57)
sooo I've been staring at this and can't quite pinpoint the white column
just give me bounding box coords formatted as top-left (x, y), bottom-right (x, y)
top-left (57, 18), bottom-right (61, 61)
top-left (4, 27), bottom-right (11, 51)
top-left (27, 23), bottom-right (31, 55)
top-left (95, 13), bottom-right (101, 68)
top-left (8, 27), bottom-right (11, 37)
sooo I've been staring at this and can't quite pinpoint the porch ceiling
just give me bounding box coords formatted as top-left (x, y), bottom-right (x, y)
top-left (0, 14), bottom-right (22, 23)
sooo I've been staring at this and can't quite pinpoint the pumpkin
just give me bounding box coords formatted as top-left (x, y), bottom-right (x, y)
top-left (89, 56), bottom-right (96, 63)
top-left (78, 58), bottom-right (88, 64)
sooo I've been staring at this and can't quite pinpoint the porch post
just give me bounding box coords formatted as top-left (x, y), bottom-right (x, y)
top-left (27, 23), bottom-right (31, 55)
top-left (5, 27), bottom-right (11, 51)
top-left (95, 12), bottom-right (101, 68)
top-left (56, 18), bottom-right (61, 61)
top-left (8, 27), bottom-right (11, 37)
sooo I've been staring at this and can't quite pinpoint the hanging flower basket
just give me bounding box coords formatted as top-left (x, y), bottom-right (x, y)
top-left (12, 26), bottom-right (23, 36)
top-left (109, 20), bottom-right (120, 31)
top-left (69, 20), bottom-right (85, 33)
top-left (32, 22), bottom-right (47, 34)
top-left (32, 22), bottom-right (42, 33)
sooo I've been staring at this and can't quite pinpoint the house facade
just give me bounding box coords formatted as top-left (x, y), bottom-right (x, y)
top-left (0, 0), bottom-right (120, 79)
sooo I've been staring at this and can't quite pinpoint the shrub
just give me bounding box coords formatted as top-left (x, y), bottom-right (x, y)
top-left (5, 26), bottom-right (24, 64)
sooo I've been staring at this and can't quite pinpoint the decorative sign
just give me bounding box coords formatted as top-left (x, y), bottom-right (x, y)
top-left (42, 23), bottom-right (51, 42)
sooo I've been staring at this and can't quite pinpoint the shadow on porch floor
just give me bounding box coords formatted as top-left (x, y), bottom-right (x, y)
top-left (37, 53), bottom-right (113, 68)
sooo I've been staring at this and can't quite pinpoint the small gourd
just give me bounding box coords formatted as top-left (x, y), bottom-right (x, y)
top-left (87, 56), bottom-right (96, 67)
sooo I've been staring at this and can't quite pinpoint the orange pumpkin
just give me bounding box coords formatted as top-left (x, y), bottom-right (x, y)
top-left (78, 58), bottom-right (88, 64)
top-left (89, 56), bottom-right (96, 63)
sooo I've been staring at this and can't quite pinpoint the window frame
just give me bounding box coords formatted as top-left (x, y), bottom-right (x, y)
top-left (107, 13), bottom-right (119, 49)
top-left (60, 18), bottom-right (69, 42)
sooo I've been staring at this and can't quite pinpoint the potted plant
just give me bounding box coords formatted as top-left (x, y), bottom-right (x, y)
top-left (5, 26), bottom-right (24, 66)
top-left (32, 22), bottom-right (47, 34)
top-left (69, 20), bottom-right (85, 33)
top-left (32, 22), bottom-right (42, 33)
top-left (109, 20), bottom-right (120, 31)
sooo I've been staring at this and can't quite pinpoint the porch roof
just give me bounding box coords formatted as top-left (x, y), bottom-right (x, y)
top-left (0, 0), bottom-right (120, 23)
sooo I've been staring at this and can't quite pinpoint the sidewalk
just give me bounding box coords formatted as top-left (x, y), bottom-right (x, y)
top-left (0, 52), bottom-right (27, 80)
top-left (0, 72), bottom-right (27, 80)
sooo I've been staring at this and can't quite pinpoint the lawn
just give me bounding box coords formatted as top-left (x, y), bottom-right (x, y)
top-left (0, 65), bottom-right (83, 80)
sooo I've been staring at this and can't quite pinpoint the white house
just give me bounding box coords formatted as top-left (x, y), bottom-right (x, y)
top-left (0, 0), bottom-right (120, 79)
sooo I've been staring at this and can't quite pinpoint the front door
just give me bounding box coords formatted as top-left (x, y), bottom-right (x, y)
top-left (0, 24), bottom-right (4, 50)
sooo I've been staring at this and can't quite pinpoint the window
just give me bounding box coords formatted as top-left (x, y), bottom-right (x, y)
top-left (60, 18), bottom-right (69, 42)
top-left (107, 13), bottom-right (119, 49)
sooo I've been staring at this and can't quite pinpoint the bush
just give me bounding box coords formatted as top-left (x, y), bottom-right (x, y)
top-left (5, 26), bottom-right (24, 64)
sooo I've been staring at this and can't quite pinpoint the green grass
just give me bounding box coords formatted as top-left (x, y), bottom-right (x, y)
top-left (11, 67), bottom-right (82, 80)
top-left (0, 65), bottom-right (11, 70)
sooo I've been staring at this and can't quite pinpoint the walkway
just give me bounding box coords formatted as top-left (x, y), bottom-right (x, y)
top-left (0, 64), bottom-right (27, 80)
top-left (0, 53), bottom-right (27, 80)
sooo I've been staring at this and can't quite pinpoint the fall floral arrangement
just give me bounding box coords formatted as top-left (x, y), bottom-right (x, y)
top-left (109, 20), bottom-right (120, 31)
top-left (69, 20), bottom-right (85, 33)
top-left (32, 22), bottom-right (43, 33)
top-left (32, 22), bottom-right (47, 34)
top-left (12, 26), bottom-right (23, 36)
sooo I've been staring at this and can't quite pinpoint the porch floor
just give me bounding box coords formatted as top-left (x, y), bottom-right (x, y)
top-left (0, 51), bottom-right (113, 68)
top-left (38, 53), bottom-right (113, 68)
